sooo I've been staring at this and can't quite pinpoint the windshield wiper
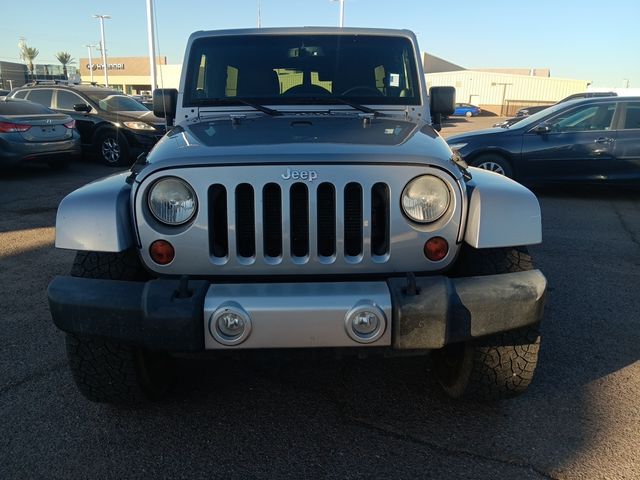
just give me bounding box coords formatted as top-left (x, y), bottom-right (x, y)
top-left (307, 96), bottom-right (385, 117)
top-left (195, 98), bottom-right (283, 116)
top-left (235, 99), bottom-right (283, 116)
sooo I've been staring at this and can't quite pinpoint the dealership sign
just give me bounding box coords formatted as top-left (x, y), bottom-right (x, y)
top-left (86, 63), bottom-right (125, 71)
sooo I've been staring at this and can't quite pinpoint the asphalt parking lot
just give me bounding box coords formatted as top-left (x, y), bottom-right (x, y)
top-left (1, 117), bottom-right (639, 479)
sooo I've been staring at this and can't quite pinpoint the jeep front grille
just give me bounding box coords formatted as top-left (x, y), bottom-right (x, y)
top-left (207, 181), bottom-right (390, 262)
top-left (135, 164), bottom-right (463, 276)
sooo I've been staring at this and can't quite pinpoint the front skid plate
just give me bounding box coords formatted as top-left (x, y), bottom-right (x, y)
top-left (203, 282), bottom-right (393, 349)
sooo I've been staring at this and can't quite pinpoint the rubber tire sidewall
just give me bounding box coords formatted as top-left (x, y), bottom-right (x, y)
top-left (66, 250), bottom-right (173, 404)
top-left (433, 246), bottom-right (540, 401)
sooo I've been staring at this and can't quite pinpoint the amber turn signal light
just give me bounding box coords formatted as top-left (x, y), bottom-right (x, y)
top-left (424, 237), bottom-right (448, 261)
top-left (149, 240), bottom-right (175, 265)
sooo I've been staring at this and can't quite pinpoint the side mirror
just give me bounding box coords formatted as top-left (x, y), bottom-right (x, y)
top-left (153, 88), bottom-right (178, 126)
top-left (533, 123), bottom-right (552, 134)
top-left (73, 103), bottom-right (91, 113)
top-left (429, 86), bottom-right (455, 132)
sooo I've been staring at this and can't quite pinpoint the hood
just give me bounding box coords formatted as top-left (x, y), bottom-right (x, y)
top-left (113, 110), bottom-right (165, 126)
top-left (445, 127), bottom-right (509, 143)
top-left (142, 114), bottom-right (457, 177)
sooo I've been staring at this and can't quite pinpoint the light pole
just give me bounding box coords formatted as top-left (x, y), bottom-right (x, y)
top-left (257, 0), bottom-right (262, 28)
top-left (85, 44), bottom-right (99, 83)
top-left (331, 0), bottom-right (345, 27)
top-left (93, 14), bottom-right (111, 87)
top-left (145, 0), bottom-right (157, 93)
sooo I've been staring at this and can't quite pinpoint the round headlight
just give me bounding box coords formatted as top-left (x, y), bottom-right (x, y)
top-left (401, 175), bottom-right (450, 223)
top-left (148, 177), bottom-right (197, 225)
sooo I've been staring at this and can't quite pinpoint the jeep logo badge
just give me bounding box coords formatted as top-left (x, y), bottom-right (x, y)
top-left (281, 168), bottom-right (318, 182)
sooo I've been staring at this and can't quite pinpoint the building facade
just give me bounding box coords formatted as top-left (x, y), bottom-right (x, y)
top-left (0, 61), bottom-right (78, 90)
top-left (423, 53), bottom-right (590, 116)
top-left (78, 56), bottom-right (181, 94)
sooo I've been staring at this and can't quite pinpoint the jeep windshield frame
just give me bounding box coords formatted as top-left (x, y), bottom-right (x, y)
top-left (183, 33), bottom-right (421, 109)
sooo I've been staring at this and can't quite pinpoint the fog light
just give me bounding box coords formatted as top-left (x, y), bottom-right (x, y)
top-left (345, 302), bottom-right (386, 344)
top-left (210, 303), bottom-right (252, 346)
top-left (424, 237), bottom-right (448, 261)
top-left (353, 311), bottom-right (379, 335)
top-left (149, 239), bottom-right (175, 265)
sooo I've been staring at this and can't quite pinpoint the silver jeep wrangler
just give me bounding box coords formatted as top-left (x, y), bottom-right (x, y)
top-left (48, 27), bottom-right (546, 404)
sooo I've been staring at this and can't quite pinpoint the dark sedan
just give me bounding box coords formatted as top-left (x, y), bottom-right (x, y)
top-left (0, 97), bottom-right (80, 169)
top-left (447, 96), bottom-right (640, 184)
top-left (9, 84), bottom-right (166, 166)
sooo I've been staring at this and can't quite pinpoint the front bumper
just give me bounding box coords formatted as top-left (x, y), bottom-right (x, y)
top-left (48, 271), bottom-right (546, 352)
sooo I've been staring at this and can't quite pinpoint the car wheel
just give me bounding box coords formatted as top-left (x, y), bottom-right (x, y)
top-left (432, 246), bottom-right (541, 401)
top-left (64, 250), bottom-right (175, 404)
top-left (472, 154), bottom-right (513, 178)
top-left (96, 129), bottom-right (129, 166)
top-left (465, 111), bottom-right (473, 118)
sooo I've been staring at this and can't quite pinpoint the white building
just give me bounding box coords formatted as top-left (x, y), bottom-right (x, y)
top-left (423, 53), bottom-right (590, 116)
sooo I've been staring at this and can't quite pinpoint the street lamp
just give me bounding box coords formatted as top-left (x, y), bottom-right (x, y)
top-left (146, 0), bottom-right (157, 93)
top-left (93, 14), bottom-right (111, 87)
top-left (85, 44), bottom-right (99, 83)
top-left (330, 0), bottom-right (345, 27)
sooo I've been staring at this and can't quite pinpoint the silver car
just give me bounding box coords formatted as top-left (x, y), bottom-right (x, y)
top-left (0, 97), bottom-right (80, 168)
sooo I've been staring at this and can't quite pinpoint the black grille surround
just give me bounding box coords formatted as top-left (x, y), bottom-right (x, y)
top-left (208, 181), bottom-right (390, 261)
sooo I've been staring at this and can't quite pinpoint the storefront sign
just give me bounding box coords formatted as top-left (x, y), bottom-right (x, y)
top-left (86, 63), bottom-right (125, 71)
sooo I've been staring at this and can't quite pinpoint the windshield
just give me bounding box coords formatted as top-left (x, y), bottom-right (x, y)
top-left (511, 100), bottom-right (583, 129)
top-left (85, 92), bottom-right (149, 112)
top-left (184, 34), bottom-right (421, 107)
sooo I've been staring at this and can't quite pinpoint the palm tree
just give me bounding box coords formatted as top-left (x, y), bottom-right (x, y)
top-left (19, 41), bottom-right (39, 80)
top-left (55, 51), bottom-right (74, 79)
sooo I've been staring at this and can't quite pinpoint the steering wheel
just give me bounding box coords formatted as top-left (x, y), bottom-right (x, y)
top-left (282, 84), bottom-right (331, 96)
top-left (339, 85), bottom-right (383, 96)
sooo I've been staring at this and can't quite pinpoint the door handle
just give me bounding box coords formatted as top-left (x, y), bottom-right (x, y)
top-left (594, 137), bottom-right (614, 144)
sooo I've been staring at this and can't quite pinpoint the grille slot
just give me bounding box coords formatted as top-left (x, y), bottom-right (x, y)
top-left (208, 184), bottom-right (228, 258)
top-left (316, 183), bottom-right (336, 257)
top-left (262, 183), bottom-right (282, 258)
top-left (371, 183), bottom-right (390, 256)
top-left (235, 183), bottom-right (255, 258)
top-left (289, 183), bottom-right (309, 257)
top-left (344, 182), bottom-right (363, 257)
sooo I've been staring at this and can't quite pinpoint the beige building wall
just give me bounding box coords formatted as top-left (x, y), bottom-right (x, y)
top-left (426, 70), bottom-right (590, 115)
top-left (78, 56), bottom-right (180, 94)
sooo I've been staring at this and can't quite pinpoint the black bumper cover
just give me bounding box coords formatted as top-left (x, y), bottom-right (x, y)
top-left (48, 271), bottom-right (546, 352)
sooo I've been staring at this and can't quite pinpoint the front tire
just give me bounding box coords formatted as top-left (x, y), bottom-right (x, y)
top-left (433, 246), bottom-right (541, 400)
top-left (472, 154), bottom-right (513, 178)
top-left (65, 250), bottom-right (174, 404)
top-left (96, 129), bottom-right (129, 166)
top-left (465, 111), bottom-right (473, 118)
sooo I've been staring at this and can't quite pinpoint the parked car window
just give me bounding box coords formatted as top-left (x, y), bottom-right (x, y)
top-left (0, 99), bottom-right (53, 115)
top-left (12, 90), bottom-right (28, 99)
top-left (26, 89), bottom-right (53, 108)
top-left (621, 102), bottom-right (640, 130)
top-left (84, 92), bottom-right (148, 112)
top-left (549, 103), bottom-right (616, 132)
top-left (56, 90), bottom-right (85, 111)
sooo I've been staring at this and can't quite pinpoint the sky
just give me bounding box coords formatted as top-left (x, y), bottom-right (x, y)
top-left (1, 0), bottom-right (638, 87)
